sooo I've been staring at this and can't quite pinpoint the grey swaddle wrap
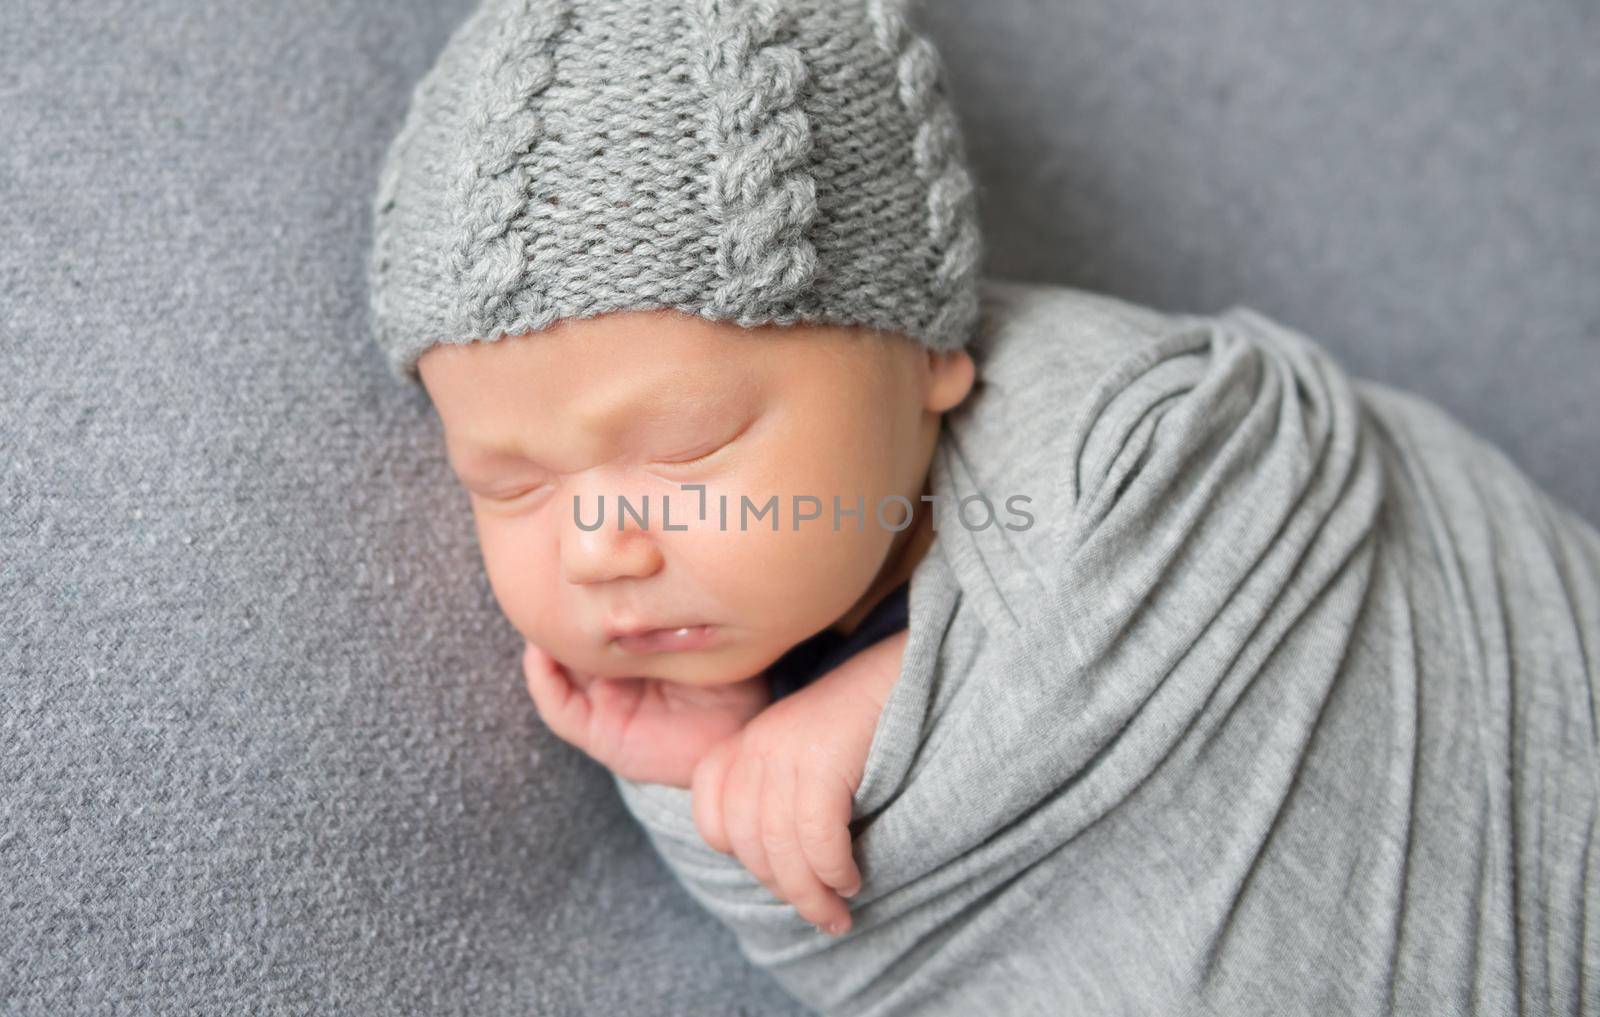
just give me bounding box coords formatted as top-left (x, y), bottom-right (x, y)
top-left (614, 278), bottom-right (1600, 1016)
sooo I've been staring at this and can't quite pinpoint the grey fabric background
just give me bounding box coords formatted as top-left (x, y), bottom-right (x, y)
top-left (2, 1), bottom-right (1595, 1014)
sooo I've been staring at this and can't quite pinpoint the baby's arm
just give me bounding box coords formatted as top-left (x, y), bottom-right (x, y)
top-left (690, 628), bottom-right (908, 938)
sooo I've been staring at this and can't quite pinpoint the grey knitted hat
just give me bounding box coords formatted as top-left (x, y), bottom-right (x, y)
top-left (367, 0), bottom-right (984, 385)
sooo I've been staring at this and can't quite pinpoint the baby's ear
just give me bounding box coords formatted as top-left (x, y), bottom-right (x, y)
top-left (924, 349), bottom-right (976, 414)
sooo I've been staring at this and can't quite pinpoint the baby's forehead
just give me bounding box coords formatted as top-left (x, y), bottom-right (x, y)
top-left (543, 308), bottom-right (893, 356)
top-left (422, 311), bottom-right (914, 426)
top-left (487, 314), bottom-right (898, 385)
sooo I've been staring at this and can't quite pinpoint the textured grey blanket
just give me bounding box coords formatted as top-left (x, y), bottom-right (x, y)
top-left (614, 280), bottom-right (1599, 1016)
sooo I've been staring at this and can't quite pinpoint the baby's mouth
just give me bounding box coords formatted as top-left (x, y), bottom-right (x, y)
top-left (610, 625), bottom-right (718, 654)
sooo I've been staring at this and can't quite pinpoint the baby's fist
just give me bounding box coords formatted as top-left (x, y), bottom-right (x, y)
top-left (689, 712), bottom-right (865, 938)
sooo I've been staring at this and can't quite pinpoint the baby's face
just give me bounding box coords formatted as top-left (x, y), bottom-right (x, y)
top-left (419, 309), bottom-right (973, 686)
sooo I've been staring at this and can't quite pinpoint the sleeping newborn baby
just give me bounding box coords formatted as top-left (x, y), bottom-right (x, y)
top-left (368, 1), bottom-right (1599, 1014)
top-left (416, 306), bottom-right (969, 940)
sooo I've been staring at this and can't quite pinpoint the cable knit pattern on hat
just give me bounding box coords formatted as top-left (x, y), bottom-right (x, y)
top-left (867, 0), bottom-right (983, 348)
top-left (447, 0), bottom-right (570, 336)
top-left (694, 0), bottom-right (819, 319)
top-left (367, 0), bottom-right (984, 385)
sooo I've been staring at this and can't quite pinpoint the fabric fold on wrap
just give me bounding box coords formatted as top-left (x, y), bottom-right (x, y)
top-left (614, 280), bottom-right (1600, 1017)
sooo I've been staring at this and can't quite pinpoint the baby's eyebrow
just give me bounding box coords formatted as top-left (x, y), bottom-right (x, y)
top-left (450, 388), bottom-right (751, 474)
top-left (444, 424), bottom-right (568, 475)
top-left (448, 400), bottom-right (642, 470)
top-left (456, 441), bottom-right (534, 465)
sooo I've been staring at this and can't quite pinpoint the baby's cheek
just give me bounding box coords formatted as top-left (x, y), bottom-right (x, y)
top-left (475, 518), bottom-right (561, 638)
top-left (699, 516), bottom-right (884, 628)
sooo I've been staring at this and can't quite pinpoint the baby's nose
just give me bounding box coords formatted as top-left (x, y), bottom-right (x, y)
top-left (560, 492), bottom-right (663, 585)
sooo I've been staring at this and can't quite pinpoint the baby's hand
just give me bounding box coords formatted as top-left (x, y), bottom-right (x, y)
top-left (521, 641), bottom-right (771, 789)
top-left (690, 629), bottom-right (908, 938)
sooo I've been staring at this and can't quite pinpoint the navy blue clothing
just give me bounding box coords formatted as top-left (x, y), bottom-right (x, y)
top-left (764, 580), bottom-right (911, 702)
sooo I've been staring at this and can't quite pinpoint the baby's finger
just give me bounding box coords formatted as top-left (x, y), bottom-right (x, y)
top-left (723, 753), bottom-right (776, 893)
top-left (762, 757), bottom-right (851, 935)
top-left (521, 642), bottom-right (591, 747)
top-left (795, 765), bottom-right (862, 899)
top-left (691, 739), bottom-right (737, 855)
